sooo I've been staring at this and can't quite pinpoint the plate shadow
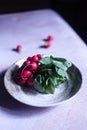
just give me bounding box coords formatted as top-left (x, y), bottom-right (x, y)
top-left (0, 70), bottom-right (54, 117)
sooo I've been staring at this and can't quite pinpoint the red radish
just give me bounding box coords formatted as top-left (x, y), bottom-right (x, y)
top-left (19, 78), bottom-right (27, 85)
top-left (23, 60), bottom-right (31, 66)
top-left (16, 45), bottom-right (22, 52)
top-left (27, 77), bottom-right (34, 87)
top-left (45, 42), bottom-right (51, 48)
top-left (29, 62), bottom-right (38, 71)
top-left (32, 55), bottom-right (39, 62)
top-left (22, 69), bottom-right (32, 78)
top-left (47, 35), bottom-right (54, 41)
top-left (37, 54), bottom-right (43, 60)
top-left (15, 68), bottom-right (21, 77)
top-left (27, 56), bottom-right (32, 61)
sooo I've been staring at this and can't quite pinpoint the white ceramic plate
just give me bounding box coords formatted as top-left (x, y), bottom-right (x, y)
top-left (4, 59), bottom-right (82, 107)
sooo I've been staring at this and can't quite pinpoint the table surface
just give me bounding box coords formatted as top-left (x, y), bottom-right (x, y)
top-left (0, 9), bottom-right (87, 130)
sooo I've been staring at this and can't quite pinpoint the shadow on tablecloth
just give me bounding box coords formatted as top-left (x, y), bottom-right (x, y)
top-left (0, 70), bottom-right (54, 117)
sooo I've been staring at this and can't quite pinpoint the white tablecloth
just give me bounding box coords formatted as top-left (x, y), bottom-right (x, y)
top-left (0, 9), bottom-right (87, 130)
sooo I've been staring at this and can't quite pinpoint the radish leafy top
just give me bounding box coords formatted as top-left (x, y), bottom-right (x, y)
top-left (34, 56), bottom-right (72, 94)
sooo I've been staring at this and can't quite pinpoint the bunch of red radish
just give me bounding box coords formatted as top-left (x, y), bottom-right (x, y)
top-left (14, 54), bottom-right (43, 87)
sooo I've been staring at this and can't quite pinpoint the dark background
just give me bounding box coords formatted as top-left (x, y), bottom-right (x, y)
top-left (0, 0), bottom-right (87, 43)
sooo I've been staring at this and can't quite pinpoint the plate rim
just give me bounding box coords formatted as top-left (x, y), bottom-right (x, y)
top-left (4, 58), bottom-right (82, 107)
